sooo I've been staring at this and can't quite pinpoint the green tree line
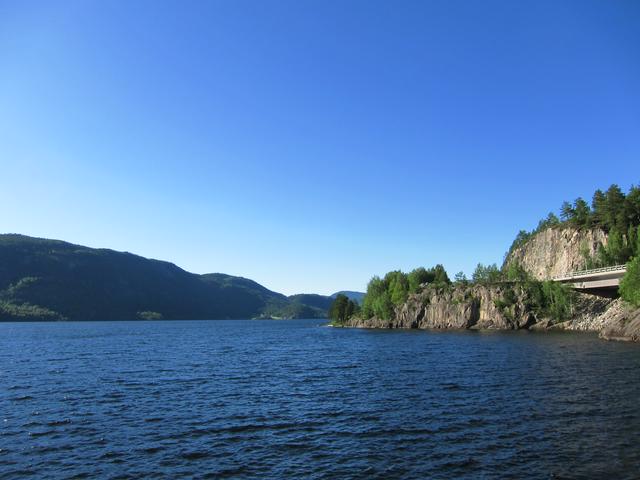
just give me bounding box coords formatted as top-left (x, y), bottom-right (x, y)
top-left (350, 184), bottom-right (640, 323)
top-left (359, 266), bottom-right (451, 321)
top-left (471, 261), bottom-right (573, 320)
top-left (328, 294), bottom-right (359, 325)
top-left (357, 260), bottom-right (574, 323)
top-left (506, 184), bottom-right (640, 261)
top-left (501, 184), bottom-right (640, 308)
top-left (358, 263), bottom-right (572, 323)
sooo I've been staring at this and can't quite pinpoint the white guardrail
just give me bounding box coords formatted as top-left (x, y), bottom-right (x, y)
top-left (553, 264), bottom-right (627, 281)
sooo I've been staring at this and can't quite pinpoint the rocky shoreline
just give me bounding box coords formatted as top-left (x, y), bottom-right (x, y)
top-left (344, 283), bottom-right (640, 342)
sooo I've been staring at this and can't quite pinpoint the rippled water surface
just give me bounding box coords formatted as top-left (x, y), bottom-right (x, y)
top-left (2, 320), bottom-right (640, 479)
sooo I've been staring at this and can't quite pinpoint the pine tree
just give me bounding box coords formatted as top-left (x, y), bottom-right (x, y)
top-left (560, 201), bottom-right (575, 222)
top-left (573, 197), bottom-right (591, 227)
top-left (624, 185), bottom-right (640, 229)
top-left (329, 294), bottom-right (349, 324)
top-left (605, 184), bottom-right (626, 231)
top-left (591, 189), bottom-right (607, 226)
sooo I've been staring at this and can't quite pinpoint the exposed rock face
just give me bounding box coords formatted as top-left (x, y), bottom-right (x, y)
top-left (345, 283), bottom-right (640, 342)
top-left (555, 292), bottom-right (614, 332)
top-left (598, 300), bottom-right (640, 342)
top-left (345, 225), bottom-right (640, 342)
top-left (504, 227), bottom-right (608, 280)
top-left (344, 283), bottom-right (640, 338)
top-left (345, 284), bottom-right (536, 331)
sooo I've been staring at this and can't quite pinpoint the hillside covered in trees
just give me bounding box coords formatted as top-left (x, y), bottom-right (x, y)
top-left (507, 184), bottom-right (640, 268)
top-left (339, 184), bottom-right (640, 327)
top-left (0, 234), bottom-right (359, 321)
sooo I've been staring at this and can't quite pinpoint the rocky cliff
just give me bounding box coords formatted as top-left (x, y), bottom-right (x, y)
top-left (345, 283), bottom-right (627, 337)
top-left (504, 227), bottom-right (608, 280)
top-left (346, 226), bottom-right (640, 342)
top-left (596, 300), bottom-right (640, 342)
top-left (347, 284), bottom-right (538, 331)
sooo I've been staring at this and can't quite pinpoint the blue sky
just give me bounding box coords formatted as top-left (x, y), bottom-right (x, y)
top-left (1, 0), bottom-right (639, 295)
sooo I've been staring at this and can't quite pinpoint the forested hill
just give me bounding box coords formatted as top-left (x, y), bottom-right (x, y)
top-left (341, 183), bottom-right (640, 330)
top-left (0, 234), bottom-right (356, 321)
top-left (331, 291), bottom-right (365, 304)
top-left (506, 184), bottom-right (640, 265)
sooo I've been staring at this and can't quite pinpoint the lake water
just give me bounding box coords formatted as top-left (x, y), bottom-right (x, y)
top-left (1, 320), bottom-right (640, 479)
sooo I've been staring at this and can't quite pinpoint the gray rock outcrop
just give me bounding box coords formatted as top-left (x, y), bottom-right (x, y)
top-left (598, 300), bottom-right (640, 342)
top-left (504, 227), bottom-right (608, 280)
top-left (346, 226), bottom-right (640, 342)
top-left (345, 284), bottom-right (537, 331)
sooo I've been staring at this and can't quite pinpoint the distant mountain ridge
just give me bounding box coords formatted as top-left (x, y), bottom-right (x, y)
top-left (0, 234), bottom-right (363, 321)
top-left (331, 291), bottom-right (365, 304)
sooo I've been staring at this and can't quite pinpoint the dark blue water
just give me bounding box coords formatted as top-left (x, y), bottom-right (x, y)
top-left (1, 320), bottom-right (640, 479)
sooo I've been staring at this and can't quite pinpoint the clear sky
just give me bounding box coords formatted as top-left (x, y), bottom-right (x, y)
top-left (1, 0), bottom-right (639, 295)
